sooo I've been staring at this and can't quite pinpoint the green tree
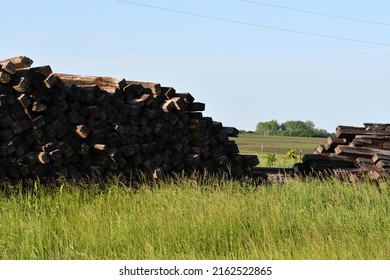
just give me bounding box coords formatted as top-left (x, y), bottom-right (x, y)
top-left (256, 120), bottom-right (280, 135)
top-left (305, 120), bottom-right (315, 129)
top-left (255, 119), bottom-right (331, 137)
top-left (314, 128), bottom-right (329, 137)
top-left (280, 120), bottom-right (330, 137)
top-left (280, 120), bottom-right (312, 137)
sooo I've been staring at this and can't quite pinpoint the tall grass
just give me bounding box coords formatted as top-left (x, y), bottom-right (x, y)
top-left (0, 176), bottom-right (389, 260)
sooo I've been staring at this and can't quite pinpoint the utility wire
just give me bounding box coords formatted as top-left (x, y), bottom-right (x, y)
top-left (115, 0), bottom-right (390, 47)
top-left (242, 0), bottom-right (390, 27)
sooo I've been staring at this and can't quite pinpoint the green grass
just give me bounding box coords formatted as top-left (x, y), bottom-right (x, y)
top-left (1, 176), bottom-right (389, 260)
top-left (233, 133), bottom-right (327, 167)
top-left (234, 133), bottom-right (326, 155)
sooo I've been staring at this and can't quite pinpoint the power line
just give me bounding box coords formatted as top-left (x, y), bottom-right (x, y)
top-left (242, 0), bottom-right (390, 27)
top-left (114, 0), bottom-right (390, 47)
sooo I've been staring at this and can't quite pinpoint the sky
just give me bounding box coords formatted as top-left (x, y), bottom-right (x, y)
top-left (2, 0), bottom-right (390, 133)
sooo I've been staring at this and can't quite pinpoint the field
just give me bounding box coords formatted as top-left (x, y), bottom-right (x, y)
top-left (233, 133), bottom-right (326, 167)
top-left (0, 134), bottom-right (389, 260)
top-left (234, 133), bottom-right (326, 155)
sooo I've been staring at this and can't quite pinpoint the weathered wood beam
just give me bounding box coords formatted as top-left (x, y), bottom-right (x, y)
top-left (55, 73), bottom-right (127, 90)
top-left (336, 125), bottom-right (390, 140)
top-left (126, 80), bottom-right (161, 95)
top-left (0, 56), bottom-right (33, 69)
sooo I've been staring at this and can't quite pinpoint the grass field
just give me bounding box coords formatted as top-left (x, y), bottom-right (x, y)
top-left (234, 133), bottom-right (326, 155)
top-left (0, 175), bottom-right (389, 260)
top-left (1, 134), bottom-right (389, 260)
top-left (233, 133), bottom-right (326, 167)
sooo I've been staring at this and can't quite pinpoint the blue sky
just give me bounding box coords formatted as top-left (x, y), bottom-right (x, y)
top-left (2, 0), bottom-right (390, 132)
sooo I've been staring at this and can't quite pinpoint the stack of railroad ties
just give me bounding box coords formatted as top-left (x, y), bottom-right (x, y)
top-left (295, 123), bottom-right (390, 181)
top-left (0, 56), bottom-right (259, 183)
top-left (253, 123), bottom-right (390, 182)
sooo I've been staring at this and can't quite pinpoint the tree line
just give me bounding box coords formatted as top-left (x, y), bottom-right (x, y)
top-left (253, 120), bottom-right (331, 137)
